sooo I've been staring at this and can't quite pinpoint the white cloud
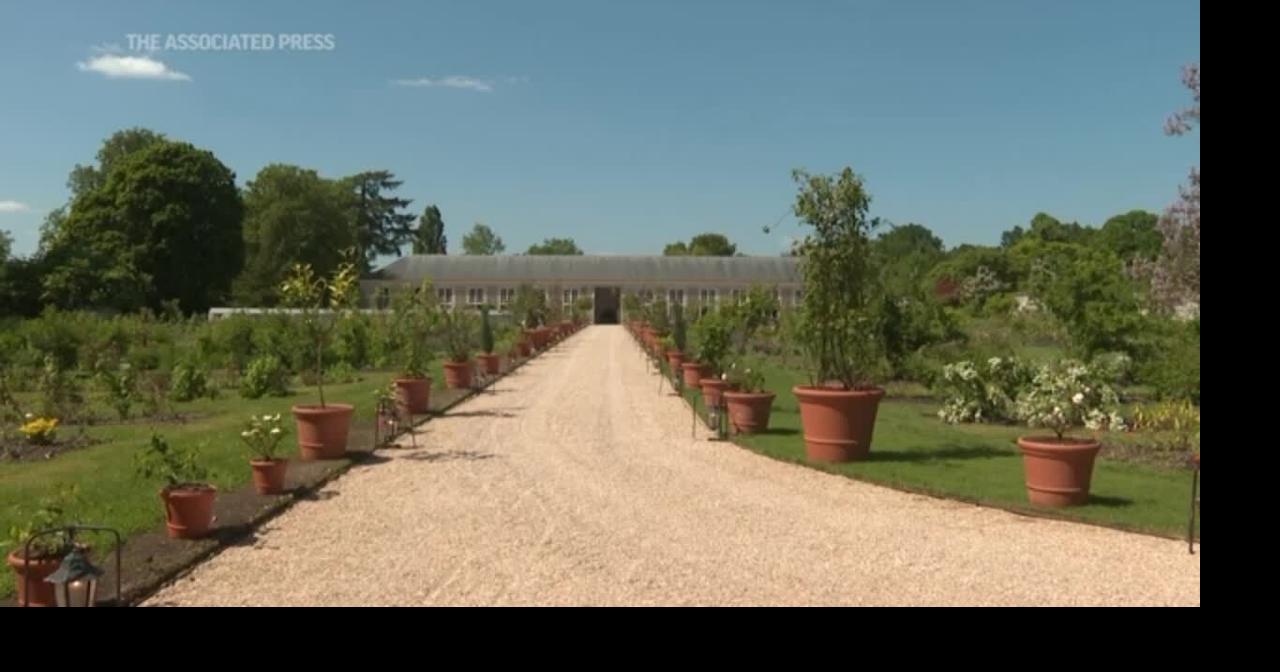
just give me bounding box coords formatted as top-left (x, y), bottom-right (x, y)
top-left (77, 54), bottom-right (191, 81)
top-left (391, 75), bottom-right (493, 92)
top-left (0, 200), bottom-right (31, 213)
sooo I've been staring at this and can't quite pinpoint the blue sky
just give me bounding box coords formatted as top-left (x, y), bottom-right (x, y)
top-left (0, 0), bottom-right (1200, 259)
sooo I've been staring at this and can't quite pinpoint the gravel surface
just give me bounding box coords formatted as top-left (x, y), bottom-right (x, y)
top-left (145, 326), bottom-right (1200, 606)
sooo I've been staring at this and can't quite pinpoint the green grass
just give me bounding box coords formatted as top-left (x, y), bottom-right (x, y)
top-left (685, 359), bottom-right (1197, 539)
top-left (1, 370), bottom-right (402, 598)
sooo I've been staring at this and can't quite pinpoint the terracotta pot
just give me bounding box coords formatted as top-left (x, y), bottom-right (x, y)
top-left (292, 403), bottom-right (354, 460)
top-left (517, 339), bottom-right (532, 357)
top-left (1017, 436), bottom-right (1102, 507)
top-left (724, 391), bottom-right (776, 434)
top-left (444, 360), bottom-right (474, 389)
top-left (161, 485), bottom-right (217, 539)
top-left (6, 551), bottom-right (61, 607)
top-left (700, 378), bottom-right (736, 407)
top-left (682, 362), bottom-right (709, 389)
top-left (394, 377), bottom-right (432, 414)
top-left (560, 321), bottom-right (574, 337)
top-left (250, 458), bottom-right (289, 495)
top-left (666, 350), bottom-right (685, 372)
top-left (478, 353), bottom-right (501, 375)
top-left (792, 386), bottom-right (885, 462)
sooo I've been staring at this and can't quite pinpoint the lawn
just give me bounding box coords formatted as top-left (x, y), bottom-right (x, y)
top-left (683, 358), bottom-right (1197, 538)
top-left (0, 367), bottom-right (433, 598)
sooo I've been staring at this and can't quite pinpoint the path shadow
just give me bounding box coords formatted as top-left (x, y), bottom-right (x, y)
top-left (1087, 494), bottom-right (1135, 508)
top-left (401, 449), bottom-right (496, 463)
top-left (297, 489), bottom-right (341, 502)
top-left (444, 408), bottom-right (524, 419)
top-left (865, 445), bottom-right (1009, 463)
top-left (210, 523), bottom-right (260, 547)
top-left (348, 453), bottom-right (393, 468)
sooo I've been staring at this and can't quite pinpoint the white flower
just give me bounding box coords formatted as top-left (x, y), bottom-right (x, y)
top-left (270, 428), bottom-right (282, 435)
top-left (721, 373), bottom-right (728, 381)
top-left (240, 430), bottom-right (252, 438)
top-left (1072, 393), bottom-right (1084, 405)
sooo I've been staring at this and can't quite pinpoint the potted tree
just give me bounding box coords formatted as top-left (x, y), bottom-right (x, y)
top-left (280, 259), bottom-right (360, 460)
top-left (477, 306), bottom-right (501, 375)
top-left (393, 280), bottom-right (437, 415)
top-left (1013, 361), bottom-right (1123, 507)
top-left (665, 303), bottom-right (687, 373)
top-left (790, 168), bottom-right (887, 462)
top-left (441, 309), bottom-right (476, 389)
top-left (5, 486), bottom-right (78, 607)
top-left (136, 434), bottom-right (215, 539)
top-left (724, 359), bottom-right (775, 434)
top-left (695, 310), bottom-right (735, 408)
top-left (242, 413), bottom-right (289, 495)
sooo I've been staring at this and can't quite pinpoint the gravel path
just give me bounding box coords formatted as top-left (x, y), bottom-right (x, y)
top-left (145, 326), bottom-right (1200, 606)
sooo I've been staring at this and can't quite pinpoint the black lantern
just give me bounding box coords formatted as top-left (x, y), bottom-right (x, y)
top-left (45, 545), bottom-right (102, 607)
top-left (23, 525), bottom-right (122, 607)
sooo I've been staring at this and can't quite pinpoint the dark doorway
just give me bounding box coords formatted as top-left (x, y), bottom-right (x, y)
top-left (593, 286), bottom-right (620, 324)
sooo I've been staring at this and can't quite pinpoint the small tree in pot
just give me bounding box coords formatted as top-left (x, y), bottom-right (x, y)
top-left (693, 310), bottom-right (735, 407)
top-left (1014, 360), bottom-right (1124, 507)
top-left (441, 309), bottom-right (477, 389)
top-left (279, 257), bottom-right (360, 460)
top-left (790, 167), bottom-right (888, 462)
top-left (666, 303), bottom-right (688, 372)
top-left (242, 413), bottom-right (289, 495)
top-left (392, 280), bottom-right (438, 414)
top-left (5, 485), bottom-right (78, 607)
top-left (724, 359), bottom-right (774, 434)
top-left (476, 306), bottom-right (501, 375)
top-left (136, 434), bottom-right (215, 539)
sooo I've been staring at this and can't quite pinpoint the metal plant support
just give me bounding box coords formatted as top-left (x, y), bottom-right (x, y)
top-left (1188, 454), bottom-right (1200, 554)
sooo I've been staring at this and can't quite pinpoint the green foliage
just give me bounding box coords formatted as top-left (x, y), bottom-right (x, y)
top-left (461, 222), bottom-right (504, 255)
top-left (344, 170), bottom-right (417, 269)
top-left (278, 258), bottom-right (360, 406)
top-left (234, 164), bottom-right (355, 306)
top-left (526, 238), bottom-right (583, 255)
top-left (1019, 241), bottom-right (1143, 356)
top-left (480, 306), bottom-right (495, 354)
top-left (1097, 210), bottom-right (1162, 263)
top-left (512, 284), bottom-right (547, 328)
top-left (671, 303), bottom-right (687, 352)
top-left (646, 297), bottom-right (670, 333)
top-left (791, 167), bottom-right (884, 388)
top-left (622, 293), bottom-right (642, 322)
top-left (239, 413), bottom-right (287, 461)
top-left (134, 434), bottom-right (209, 488)
top-left (42, 139), bottom-right (245, 313)
top-left (1136, 319), bottom-right (1199, 403)
top-left (413, 204), bottom-right (447, 255)
top-left (724, 358), bottom-right (767, 393)
top-left (240, 355), bottom-right (290, 399)
top-left (1014, 360), bottom-right (1125, 439)
top-left (439, 309), bottom-right (475, 363)
top-left (693, 309), bottom-right (733, 373)
top-left (936, 357), bottom-right (1035, 424)
top-left (171, 362), bottom-right (210, 402)
top-left (37, 355), bottom-right (81, 419)
top-left (391, 280), bottom-right (438, 377)
top-left (96, 362), bottom-right (137, 420)
top-left (5, 485), bottom-right (80, 559)
top-left (663, 233), bottom-right (737, 256)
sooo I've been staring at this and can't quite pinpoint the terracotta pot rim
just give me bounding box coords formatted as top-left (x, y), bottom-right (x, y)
top-left (443, 360), bottom-right (472, 368)
top-left (1016, 436), bottom-right (1102, 450)
top-left (700, 378), bottom-right (733, 388)
top-left (292, 403), bottom-right (354, 415)
top-left (681, 362), bottom-right (704, 369)
top-left (250, 458), bottom-right (288, 466)
top-left (394, 376), bottom-right (431, 383)
top-left (792, 385), bottom-right (886, 399)
top-left (161, 483), bottom-right (217, 495)
top-left (724, 390), bottom-right (775, 400)
top-left (6, 549), bottom-right (64, 565)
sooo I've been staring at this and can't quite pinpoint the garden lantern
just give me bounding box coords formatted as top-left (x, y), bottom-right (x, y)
top-left (45, 545), bottom-right (102, 607)
top-left (22, 525), bottom-right (122, 607)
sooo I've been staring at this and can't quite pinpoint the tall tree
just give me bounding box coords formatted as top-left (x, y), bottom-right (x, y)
top-left (663, 233), bottom-right (737, 256)
top-left (344, 170), bottom-right (416, 268)
top-left (234, 164), bottom-right (355, 305)
top-left (42, 140), bottom-right (244, 313)
top-left (1149, 64), bottom-right (1200, 309)
top-left (874, 223), bottom-right (945, 296)
top-left (1097, 210), bottom-right (1161, 263)
top-left (66, 127), bottom-right (168, 199)
top-left (526, 238), bottom-right (583, 255)
top-left (412, 205), bottom-right (447, 254)
top-left (462, 222), bottom-right (505, 255)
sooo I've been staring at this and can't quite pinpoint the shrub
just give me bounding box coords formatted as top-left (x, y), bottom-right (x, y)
top-left (96, 362), bottom-right (137, 420)
top-left (936, 357), bottom-right (1034, 424)
top-left (135, 434), bottom-right (208, 488)
top-left (693, 309), bottom-right (733, 374)
top-left (240, 413), bottom-right (288, 461)
top-left (724, 359), bottom-right (767, 393)
top-left (37, 355), bottom-right (82, 419)
top-left (171, 363), bottom-right (210, 402)
top-left (1137, 320), bottom-right (1199, 403)
top-left (1014, 360), bottom-right (1125, 438)
top-left (240, 355), bottom-right (290, 399)
top-left (18, 414), bottom-right (60, 445)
